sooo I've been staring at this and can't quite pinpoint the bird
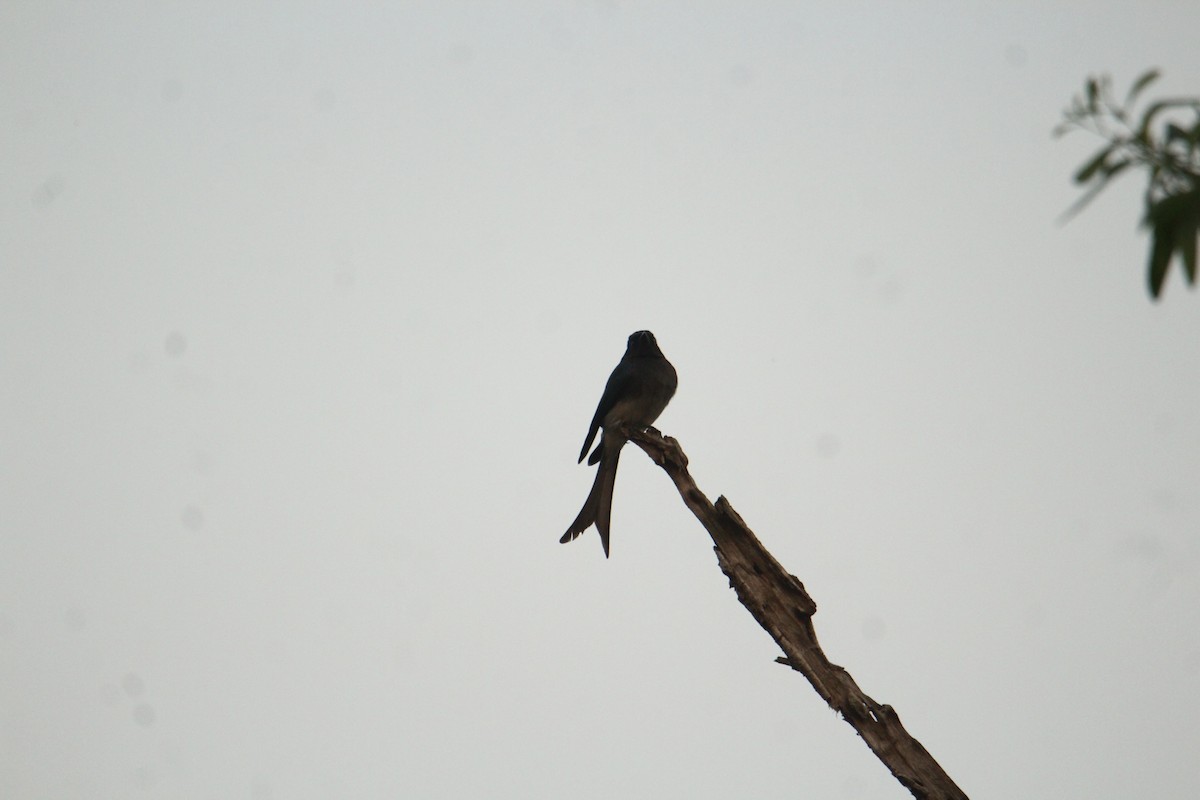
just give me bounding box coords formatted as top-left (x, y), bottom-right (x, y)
top-left (561, 330), bottom-right (678, 557)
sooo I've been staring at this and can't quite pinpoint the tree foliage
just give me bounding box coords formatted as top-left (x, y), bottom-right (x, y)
top-left (1056, 70), bottom-right (1200, 299)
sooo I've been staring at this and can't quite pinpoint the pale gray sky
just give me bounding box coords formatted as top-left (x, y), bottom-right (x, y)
top-left (3, 3), bottom-right (1200, 798)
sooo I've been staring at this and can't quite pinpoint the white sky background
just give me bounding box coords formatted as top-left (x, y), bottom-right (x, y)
top-left (3, 2), bottom-right (1200, 798)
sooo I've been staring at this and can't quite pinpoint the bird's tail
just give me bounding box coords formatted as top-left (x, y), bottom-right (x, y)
top-left (560, 437), bottom-right (621, 557)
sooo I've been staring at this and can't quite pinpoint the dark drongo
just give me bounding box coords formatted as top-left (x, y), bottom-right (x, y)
top-left (561, 330), bottom-right (678, 557)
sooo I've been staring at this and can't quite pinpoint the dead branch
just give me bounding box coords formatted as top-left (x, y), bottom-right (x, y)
top-left (626, 426), bottom-right (968, 800)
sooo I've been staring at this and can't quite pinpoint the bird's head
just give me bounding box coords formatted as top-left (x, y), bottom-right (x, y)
top-left (626, 330), bottom-right (661, 356)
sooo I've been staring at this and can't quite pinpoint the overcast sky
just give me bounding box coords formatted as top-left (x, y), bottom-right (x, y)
top-left (4, 3), bottom-right (1200, 798)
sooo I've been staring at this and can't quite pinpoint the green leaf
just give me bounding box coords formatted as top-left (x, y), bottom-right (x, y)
top-left (1144, 192), bottom-right (1200, 295)
top-left (1147, 222), bottom-right (1174, 298)
top-left (1104, 159), bottom-right (1132, 180)
top-left (1086, 78), bottom-right (1099, 112)
top-left (1144, 190), bottom-right (1200, 227)
top-left (1125, 68), bottom-right (1161, 105)
top-left (1057, 180), bottom-right (1111, 224)
top-left (1185, 119), bottom-right (1200, 153)
top-left (1138, 101), bottom-right (1169, 139)
top-left (1138, 99), bottom-right (1200, 139)
top-left (1177, 219), bottom-right (1198, 285)
top-left (1073, 144), bottom-right (1118, 184)
top-left (1173, 199), bottom-right (1200, 286)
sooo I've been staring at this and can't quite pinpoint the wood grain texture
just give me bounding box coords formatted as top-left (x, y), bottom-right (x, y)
top-left (625, 426), bottom-right (968, 800)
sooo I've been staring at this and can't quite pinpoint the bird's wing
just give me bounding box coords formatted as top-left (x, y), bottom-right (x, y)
top-left (577, 360), bottom-right (633, 463)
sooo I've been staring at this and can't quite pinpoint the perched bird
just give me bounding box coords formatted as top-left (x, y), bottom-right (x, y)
top-left (561, 330), bottom-right (678, 557)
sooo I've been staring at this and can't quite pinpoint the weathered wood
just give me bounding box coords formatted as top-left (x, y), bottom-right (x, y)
top-left (626, 426), bottom-right (968, 800)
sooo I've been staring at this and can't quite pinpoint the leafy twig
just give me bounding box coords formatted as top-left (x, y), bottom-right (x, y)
top-left (1057, 70), bottom-right (1200, 298)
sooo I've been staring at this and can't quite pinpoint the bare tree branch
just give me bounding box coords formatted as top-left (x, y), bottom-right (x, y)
top-left (626, 425), bottom-right (969, 800)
